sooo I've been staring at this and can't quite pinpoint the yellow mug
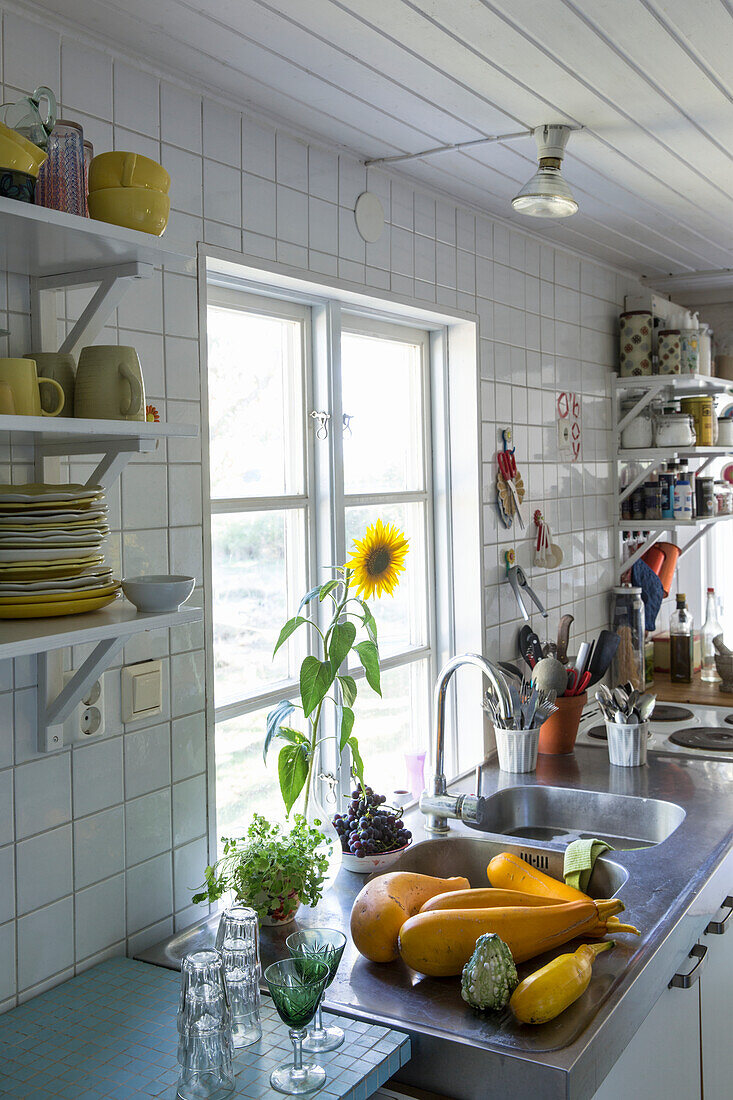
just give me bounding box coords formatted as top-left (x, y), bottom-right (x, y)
top-left (0, 358), bottom-right (64, 416)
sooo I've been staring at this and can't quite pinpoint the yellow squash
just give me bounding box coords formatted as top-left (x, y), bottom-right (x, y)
top-left (350, 871), bottom-right (470, 963)
top-left (420, 887), bottom-right (564, 913)
top-left (487, 852), bottom-right (592, 903)
top-left (510, 941), bottom-right (614, 1024)
top-left (398, 898), bottom-right (626, 976)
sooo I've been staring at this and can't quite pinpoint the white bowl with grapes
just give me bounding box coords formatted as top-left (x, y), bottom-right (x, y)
top-left (333, 784), bottom-right (413, 873)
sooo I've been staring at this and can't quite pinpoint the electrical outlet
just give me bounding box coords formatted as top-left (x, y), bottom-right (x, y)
top-left (62, 673), bottom-right (106, 743)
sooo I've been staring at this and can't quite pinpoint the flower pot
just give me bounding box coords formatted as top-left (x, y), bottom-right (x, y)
top-left (538, 692), bottom-right (587, 754)
top-left (258, 890), bottom-right (301, 926)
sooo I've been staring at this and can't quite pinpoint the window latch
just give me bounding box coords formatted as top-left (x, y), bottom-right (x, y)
top-left (342, 413), bottom-right (354, 437)
top-left (310, 410), bottom-right (331, 439)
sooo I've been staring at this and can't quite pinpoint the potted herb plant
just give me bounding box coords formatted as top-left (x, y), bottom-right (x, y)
top-left (192, 814), bottom-right (329, 925)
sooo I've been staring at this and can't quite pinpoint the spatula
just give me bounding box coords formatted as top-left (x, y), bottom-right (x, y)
top-left (586, 630), bottom-right (621, 687)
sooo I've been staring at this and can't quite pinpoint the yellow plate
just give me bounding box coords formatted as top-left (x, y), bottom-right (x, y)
top-left (0, 592), bottom-right (120, 618)
top-left (0, 499), bottom-right (103, 511)
top-left (0, 560), bottom-right (104, 581)
top-left (0, 583), bottom-right (119, 604)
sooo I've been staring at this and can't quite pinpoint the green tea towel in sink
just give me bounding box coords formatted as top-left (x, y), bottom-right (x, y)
top-left (564, 838), bottom-right (612, 893)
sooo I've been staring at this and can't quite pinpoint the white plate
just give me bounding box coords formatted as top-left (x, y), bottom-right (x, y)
top-left (0, 546), bottom-right (106, 562)
top-left (0, 483), bottom-right (104, 504)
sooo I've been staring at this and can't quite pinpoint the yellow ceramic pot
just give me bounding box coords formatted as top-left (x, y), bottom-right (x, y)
top-left (88, 186), bottom-right (170, 236)
top-left (88, 151), bottom-right (170, 194)
top-left (0, 121), bottom-right (47, 177)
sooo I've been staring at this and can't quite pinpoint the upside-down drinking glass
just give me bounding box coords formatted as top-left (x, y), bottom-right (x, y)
top-left (264, 958), bottom-right (329, 1095)
top-left (176, 949), bottom-right (235, 1100)
top-left (286, 928), bottom-right (346, 1053)
top-left (216, 905), bottom-right (262, 1047)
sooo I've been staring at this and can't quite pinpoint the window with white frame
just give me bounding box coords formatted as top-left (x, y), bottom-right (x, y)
top-left (205, 287), bottom-right (437, 840)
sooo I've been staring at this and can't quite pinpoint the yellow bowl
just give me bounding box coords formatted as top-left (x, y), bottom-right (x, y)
top-left (88, 186), bottom-right (170, 236)
top-left (0, 121), bottom-right (46, 177)
top-left (89, 151), bottom-right (170, 195)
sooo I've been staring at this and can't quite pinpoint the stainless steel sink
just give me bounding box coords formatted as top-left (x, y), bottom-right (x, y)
top-left (383, 835), bottom-right (628, 898)
top-left (469, 785), bottom-right (685, 849)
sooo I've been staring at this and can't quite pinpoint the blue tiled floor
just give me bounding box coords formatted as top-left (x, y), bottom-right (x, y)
top-left (0, 958), bottom-right (410, 1099)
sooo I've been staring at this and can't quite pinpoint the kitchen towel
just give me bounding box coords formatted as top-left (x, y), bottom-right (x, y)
top-left (564, 838), bottom-right (612, 893)
top-left (632, 558), bottom-right (665, 632)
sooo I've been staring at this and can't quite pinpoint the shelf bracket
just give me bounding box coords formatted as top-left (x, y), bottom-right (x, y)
top-left (619, 458), bottom-right (665, 504)
top-left (616, 387), bottom-right (658, 435)
top-left (678, 523), bottom-right (715, 558)
top-left (31, 262), bottom-right (154, 357)
top-left (39, 436), bottom-right (158, 488)
top-left (620, 530), bottom-right (664, 577)
top-left (38, 636), bottom-right (126, 753)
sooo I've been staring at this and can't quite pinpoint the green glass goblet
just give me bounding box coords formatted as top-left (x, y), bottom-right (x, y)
top-left (264, 958), bottom-right (329, 1095)
top-left (286, 928), bottom-right (347, 1053)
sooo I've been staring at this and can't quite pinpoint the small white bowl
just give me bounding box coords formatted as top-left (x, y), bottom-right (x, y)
top-left (122, 574), bottom-right (194, 613)
top-left (340, 841), bottom-right (412, 874)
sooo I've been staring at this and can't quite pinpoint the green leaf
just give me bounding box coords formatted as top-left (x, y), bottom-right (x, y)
top-left (354, 640), bottom-right (381, 696)
top-left (264, 699), bottom-right (295, 762)
top-left (278, 743), bottom-right (309, 814)
top-left (319, 578), bottom-right (341, 602)
top-left (337, 674), bottom-right (357, 708)
top-left (360, 601), bottom-right (378, 643)
top-left (347, 735), bottom-right (365, 787)
top-left (277, 726), bottom-right (308, 746)
top-left (297, 584), bottom-right (321, 615)
top-left (329, 620), bottom-right (356, 672)
top-left (300, 655), bottom-right (336, 717)
top-left (273, 615), bottom-right (308, 656)
top-left (339, 706), bottom-right (355, 753)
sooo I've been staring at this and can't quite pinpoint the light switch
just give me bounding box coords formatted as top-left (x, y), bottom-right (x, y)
top-left (122, 659), bottom-right (163, 723)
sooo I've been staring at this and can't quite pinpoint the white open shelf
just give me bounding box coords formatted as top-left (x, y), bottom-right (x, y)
top-left (0, 414), bottom-right (197, 447)
top-left (0, 601), bottom-right (203, 660)
top-left (618, 514), bottom-right (733, 531)
top-left (618, 447), bottom-right (733, 461)
top-left (0, 196), bottom-right (193, 278)
top-left (614, 373), bottom-right (733, 398)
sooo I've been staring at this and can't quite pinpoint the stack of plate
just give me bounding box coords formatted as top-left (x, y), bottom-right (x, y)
top-left (0, 484), bottom-right (120, 618)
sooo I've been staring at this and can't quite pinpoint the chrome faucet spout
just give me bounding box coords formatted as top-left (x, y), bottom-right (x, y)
top-left (421, 653), bottom-right (512, 835)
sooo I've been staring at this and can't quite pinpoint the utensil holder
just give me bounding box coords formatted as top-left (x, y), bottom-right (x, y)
top-left (605, 720), bottom-right (650, 767)
top-left (494, 725), bottom-right (540, 773)
top-left (538, 692), bottom-right (586, 754)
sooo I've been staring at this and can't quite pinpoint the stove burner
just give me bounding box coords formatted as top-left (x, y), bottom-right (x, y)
top-left (650, 704), bottom-right (694, 723)
top-left (668, 727), bottom-right (733, 752)
top-left (725, 715), bottom-right (733, 727)
top-left (587, 725), bottom-right (607, 741)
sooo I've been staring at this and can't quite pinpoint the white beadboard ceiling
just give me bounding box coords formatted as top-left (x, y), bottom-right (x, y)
top-left (21, 0), bottom-right (733, 278)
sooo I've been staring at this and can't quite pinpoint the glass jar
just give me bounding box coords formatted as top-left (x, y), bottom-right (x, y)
top-left (610, 586), bottom-right (646, 691)
top-left (654, 411), bottom-right (696, 448)
top-left (714, 481), bottom-right (729, 515)
top-left (34, 118), bottom-right (86, 216)
top-left (620, 399), bottom-right (653, 449)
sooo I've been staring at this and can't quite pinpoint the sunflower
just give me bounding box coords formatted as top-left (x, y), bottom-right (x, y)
top-left (346, 519), bottom-right (409, 599)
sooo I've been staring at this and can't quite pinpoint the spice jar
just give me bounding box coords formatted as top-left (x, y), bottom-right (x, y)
top-left (681, 396), bottom-right (716, 447)
top-left (658, 330), bottom-right (681, 375)
top-left (610, 586), bottom-right (646, 691)
top-left (619, 311), bottom-right (653, 376)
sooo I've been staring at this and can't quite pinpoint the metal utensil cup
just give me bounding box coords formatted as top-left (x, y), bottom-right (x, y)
top-left (605, 720), bottom-right (650, 767)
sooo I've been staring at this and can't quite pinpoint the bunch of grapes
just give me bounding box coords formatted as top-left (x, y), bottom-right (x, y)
top-left (332, 786), bottom-right (412, 858)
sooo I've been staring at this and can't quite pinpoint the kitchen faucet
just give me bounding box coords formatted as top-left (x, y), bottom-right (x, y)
top-left (419, 653), bottom-right (513, 835)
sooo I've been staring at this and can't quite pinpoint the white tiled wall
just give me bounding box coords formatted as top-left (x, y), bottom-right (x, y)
top-left (0, 1), bottom-right (642, 1007)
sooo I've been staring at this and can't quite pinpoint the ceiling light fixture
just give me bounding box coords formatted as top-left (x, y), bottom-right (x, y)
top-left (365, 122), bottom-right (581, 220)
top-left (511, 124), bottom-right (578, 219)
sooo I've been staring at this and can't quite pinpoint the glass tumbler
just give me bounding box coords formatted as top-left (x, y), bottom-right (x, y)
top-left (176, 949), bottom-right (235, 1100)
top-left (264, 958), bottom-right (329, 1095)
top-left (216, 905), bottom-right (262, 1047)
top-left (35, 119), bottom-right (87, 216)
top-left (286, 928), bottom-right (346, 1053)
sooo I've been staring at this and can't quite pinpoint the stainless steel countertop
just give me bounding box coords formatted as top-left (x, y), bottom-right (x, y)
top-left (139, 746), bottom-right (733, 1099)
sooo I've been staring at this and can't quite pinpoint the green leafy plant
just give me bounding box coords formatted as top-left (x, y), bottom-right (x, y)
top-left (192, 814), bottom-right (329, 921)
top-left (264, 520), bottom-right (408, 816)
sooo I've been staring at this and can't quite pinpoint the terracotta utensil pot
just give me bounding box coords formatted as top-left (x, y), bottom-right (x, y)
top-left (538, 691), bottom-right (587, 755)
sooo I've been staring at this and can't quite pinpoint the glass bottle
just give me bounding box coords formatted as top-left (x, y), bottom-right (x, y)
top-left (673, 463), bottom-right (693, 520)
top-left (670, 593), bottom-right (694, 684)
top-left (701, 587), bottom-right (722, 683)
